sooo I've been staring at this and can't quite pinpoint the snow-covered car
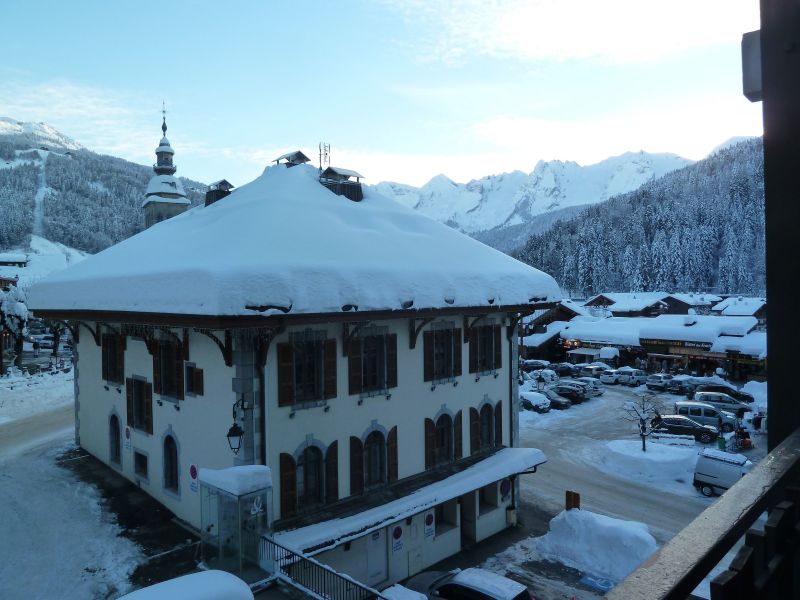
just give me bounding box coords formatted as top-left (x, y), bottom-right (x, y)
top-left (528, 369), bottom-right (559, 385)
top-left (646, 373), bottom-right (674, 391)
top-left (674, 401), bottom-right (738, 433)
top-left (518, 370), bottom-right (533, 386)
top-left (550, 362), bottom-right (577, 376)
top-left (542, 388), bottom-right (572, 409)
top-left (405, 568), bottom-right (532, 600)
top-left (520, 359), bottom-right (550, 372)
top-left (519, 391), bottom-right (551, 413)
top-left (575, 376), bottom-right (604, 396)
top-left (692, 391), bottom-right (753, 419)
top-left (690, 383), bottom-right (754, 403)
top-left (599, 369), bottom-right (621, 384)
top-left (665, 375), bottom-right (700, 395)
top-left (118, 570), bottom-right (254, 599)
top-left (551, 382), bottom-right (587, 403)
top-left (578, 364), bottom-right (607, 377)
top-left (617, 366), bottom-right (647, 386)
top-left (650, 414), bottom-right (719, 443)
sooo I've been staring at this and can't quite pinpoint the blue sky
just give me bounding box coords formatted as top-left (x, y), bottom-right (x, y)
top-left (0, 1), bottom-right (762, 186)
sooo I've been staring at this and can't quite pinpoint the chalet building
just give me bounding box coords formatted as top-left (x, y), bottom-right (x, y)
top-left (0, 252), bottom-right (27, 268)
top-left (142, 113), bottom-right (190, 229)
top-left (28, 160), bottom-right (558, 591)
top-left (204, 179), bottom-right (235, 207)
top-left (583, 292), bottom-right (668, 318)
top-left (661, 293), bottom-right (722, 315)
top-left (712, 296), bottom-right (767, 330)
top-left (0, 253), bottom-right (25, 291)
top-left (519, 300), bottom-right (588, 361)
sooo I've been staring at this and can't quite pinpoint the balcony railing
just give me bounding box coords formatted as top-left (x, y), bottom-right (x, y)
top-left (260, 536), bottom-right (387, 599)
top-left (607, 429), bottom-right (800, 599)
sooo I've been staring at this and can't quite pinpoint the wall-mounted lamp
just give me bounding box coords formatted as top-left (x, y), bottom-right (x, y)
top-left (226, 396), bottom-right (249, 454)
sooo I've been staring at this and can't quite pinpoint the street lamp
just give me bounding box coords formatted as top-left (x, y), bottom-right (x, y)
top-left (226, 396), bottom-right (248, 455)
top-left (536, 374), bottom-right (546, 392)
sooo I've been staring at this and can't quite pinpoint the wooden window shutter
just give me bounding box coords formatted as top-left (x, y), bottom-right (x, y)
top-left (348, 337), bottom-right (362, 396)
top-left (101, 336), bottom-right (109, 381)
top-left (495, 400), bottom-right (503, 447)
top-left (454, 411), bottom-right (463, 460)
top-left (349, 436), bottom-right (364, 496)
top-left (193, 368), bottom-right (204, 396)
top-left (152, 343), bottom-right (162, 395)
top-left (424, 418), bottom-right (435, 470)
top-left (324, 339), bottom-right (337, 399)
top-left (386, 334), bottom-right (398, 388)
top-left (325, 441), bottom-right (339, 504)
top-left (144, 383), bottom-right (153, 434)
top-left (115, 336), bottom-right (125, 384)
top-left (469, 407), bottom-right (479, 455)
top-left (493, 325), bottom-right (502, 370)
top-left (453, 329), bottom-right (462, 376)
top-left (423, 331), bottom-right (434, 381)
top-left (468, 329), bottom-right (478, 373)
top-left (387, 426), bottom-right (398, 483)
top-left (126, 378), bottom-right (134, 426)
top-left (280, 453), bottom-right (297, 518)
top-left (175, 344), bottom-right (185, 401)
top-left (277, 343), bottom-right (294, 407)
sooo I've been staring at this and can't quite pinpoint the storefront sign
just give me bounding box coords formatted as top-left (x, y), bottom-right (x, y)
top-left (424, 512), bottom-right (435, 539)
top-left (189, 464), bottom-right (199, 493)
top-left (640, 338), bottom-right (712, 351)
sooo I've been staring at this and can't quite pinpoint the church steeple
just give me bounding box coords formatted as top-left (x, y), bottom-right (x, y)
top-left (154, 103), bottom-right (177, 176)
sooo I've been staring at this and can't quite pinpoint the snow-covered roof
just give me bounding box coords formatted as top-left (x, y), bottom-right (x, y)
top-left (712, 296), bottom-right (766, 316)
top-left (667, 292), bottom-right (722, 307)
top-left (522, 321), bottom-right (568, 348)
top-left (0, 253), bottom-right (27, 263)
top-left (142, 175), bottom-right (189, 206)
top-left (639, 314), bottom-right (757, 343)
top-left (198, 465), bottom-right (271, 496)
top-left (711, 331), bottom-right (767, 359)
top-left (451, 569), bottom-right (527, 599)
top-left (155, 144), bottom-right (174, 155)
top-left (322, 166), bottom-right (364, 179)
top-left (30, 164), bottom-right (560, 317)
top-left (273, 447), bottom-right (546, 555)
top-left (561, 298), bottom-right (590, 316)
top-left (562, 316), bottom-right (654, 347)
top-left (585, 292), bottom-right (668, 309)
top-left (274, 150), bottom-right (310, 164)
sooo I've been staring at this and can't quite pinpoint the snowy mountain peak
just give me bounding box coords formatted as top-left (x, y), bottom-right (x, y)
top-left (0, 117), bottom-right (83, 151)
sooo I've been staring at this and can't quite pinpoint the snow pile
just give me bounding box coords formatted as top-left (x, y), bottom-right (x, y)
top-left (199, 465), bottom-right (272, 495)
top-left (0, 368), bottom-right (74, 425)
top-left (742, 380), bottom-right (768, 413)
top-left (534, 509), bottom-right (658, 582)
top-left (29, 164), bottom-right (560, 316)
top-left (119, 570), bottom-right (253, 600)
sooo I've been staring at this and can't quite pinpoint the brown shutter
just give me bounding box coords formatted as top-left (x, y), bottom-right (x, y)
top-left (423, 331), bottom-right (434, 381)
top-left (388, 426), bottom-right (398, 483)
top-left (126, 378), bottom-right (134, 426)
top-left (193, 368), bottom-right (204, 396)
top-left (468, 328), bottom-right (478, 373)
top-left (175, 344), bottom-right (185, 401)
top-left (470, 407), bottom-right (479, 455)
top-left (495, 401), bottom-right (503, 447)
top-left (280, 453), bottom-right (297, 518)
top-left (424, 418), bottom-right (435, 470)
top-left (349, 436), bottom-right (363, 496)
top-left (386, 334), bottom-right (398, 388)
top-left (277, 343), bottom-right (294, 407)
top-left (101, 335), bottom-right (109, 381)
top-left (325, 441), bottom-right (339, 504)
top-left (453, 329), bottom-right (462, 376)
top-left (324, 339), bottom-right (337, 399)
top-left (144, 383), bottom-right (153, 434)
top-left (494, 325), bottom-right (502, 370)
top-left (115, 336), bottom-right (125, 384)
top-left (152, 342), bottom-right (162, 395)
top-left (454, 411), bottom-right (463, 460)
top-left (348, 337), bottom-right (362, 396)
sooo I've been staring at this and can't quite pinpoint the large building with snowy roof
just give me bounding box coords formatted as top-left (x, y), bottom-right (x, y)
top-left (28, 160), bottom-right (559, 590)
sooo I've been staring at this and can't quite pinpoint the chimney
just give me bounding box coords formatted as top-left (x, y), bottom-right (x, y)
top-left (205, 179), bottom-right (234, 207)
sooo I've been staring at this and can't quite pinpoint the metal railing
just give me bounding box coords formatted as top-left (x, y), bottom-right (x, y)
top-left (260, 537), bottom-right (387, 600)
top-left (607, 429), bottom-right (800, 600)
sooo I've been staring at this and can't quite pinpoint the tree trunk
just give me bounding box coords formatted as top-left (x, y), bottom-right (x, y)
top-left (13, 334), bottom-right (23, 368)
top-left (52, 329), bottom-right (61, 358)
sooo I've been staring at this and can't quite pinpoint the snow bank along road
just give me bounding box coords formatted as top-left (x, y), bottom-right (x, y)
top-left (519, 386), bottom-right (710, 544)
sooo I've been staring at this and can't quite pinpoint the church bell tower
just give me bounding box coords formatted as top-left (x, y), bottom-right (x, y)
top-left (143, 105), bottom-right (190, 229)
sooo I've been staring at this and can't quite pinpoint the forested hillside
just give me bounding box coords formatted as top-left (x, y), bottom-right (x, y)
top-left (518, 138), bottom-right (765, 296)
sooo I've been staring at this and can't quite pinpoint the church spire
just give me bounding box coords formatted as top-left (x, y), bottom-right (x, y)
top-left (143, 103), bottom-right (189, 229)
top-left (154, 103), bottom-right (176, 176)
top-left (161, 101), bottom-right (168, 136)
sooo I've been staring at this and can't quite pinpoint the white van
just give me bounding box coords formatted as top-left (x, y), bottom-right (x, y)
top-left (693, 448), bottom-right (753, 497)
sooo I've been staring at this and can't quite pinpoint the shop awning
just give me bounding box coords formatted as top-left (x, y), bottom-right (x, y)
top-left (272, 447), bottom-right (546, 556)
top-left (567, 348), bottom-right (601, 357)
top-left (648, 353), bottom-right (683, 360)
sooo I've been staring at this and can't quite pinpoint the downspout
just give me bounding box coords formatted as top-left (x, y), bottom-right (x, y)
top-left (508, 313), bottom-right (519, 513)
top-left (258, 362), bottom-right (266, 466)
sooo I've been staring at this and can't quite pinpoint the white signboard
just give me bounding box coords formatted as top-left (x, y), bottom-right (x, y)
top-left (424, 511), bottom-right (435, 539)
top-left (189, 464), bottom-right (199, 493)
top-left (391, 526), bottom-right (403, 553)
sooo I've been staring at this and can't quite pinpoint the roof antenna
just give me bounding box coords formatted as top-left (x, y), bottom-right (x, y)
top-left (318, 142), bottom-right (330, 173)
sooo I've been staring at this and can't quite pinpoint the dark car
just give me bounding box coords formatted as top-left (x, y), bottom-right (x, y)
top-left (690, 384), bottom-right (754, 403)
top-left (551, 383), bottom-right (586, 404)
top-left (542, 388), bottom-right (572, 410)
top-left (550, 362), bottom-right (577, 376)
top-left (665, 376), bottom-right (700, 395)
top-left (651, 414), bottom-right (719, 443)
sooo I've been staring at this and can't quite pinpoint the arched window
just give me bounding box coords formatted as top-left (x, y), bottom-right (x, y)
top-left (434, 414), bottom-right (453, 465)
top-left (297, 446), bottom-right (323, 507)
top-left (109, 415), bottom-right (121, 465)
top-left (479, 404), bottom-right (494, 449)
top-left (364, 431), bottom-right (386, 487)
top-left (163, 435), bottom-right (179, 492)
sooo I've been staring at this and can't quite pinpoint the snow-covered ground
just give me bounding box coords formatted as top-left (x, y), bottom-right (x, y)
top-left (0, 368), bottom-right (74, 425)
top-left (0, 234), bottom-right (87, 288)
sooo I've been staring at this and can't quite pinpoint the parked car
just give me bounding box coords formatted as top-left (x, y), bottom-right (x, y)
top-left (665, 375), bottom-right (701, 395)
top-left (690, 383), bottom-right (755, 404)
top-left (599, 369), bottom-right (621, 384)
top-left (529, 369), bottom-right (559, 385)
top-left (518, 371), bottom-right (533, 386)
top-left (542, 388), bottom-right (572, 410)
top-left (520, 359), bottom-right (550, 372)
top-left (578, 364), bottom-right (607, 377)
top-left (673, 401), bottom-right (738, 433)
top-left (693, 448), bottom-right (753, 497)
top-left (646, 373), bottom-right (674, 391)
top-left (550, 383), bottom-right (587, 404)
top-left (617, 367), bottom-right (647, 386)
top-left (550, 362), bottom-right (577, 376)
top-left (575, 376), bottom-right (604, 396)
top-left (650, 414), bottom-right (719, 443)
top-left (406, 568), bottom-right (532, 600)
top-left (692, 391), bottom-right (753, 419)
top-left (519, 391), bottom-right (551, 413)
